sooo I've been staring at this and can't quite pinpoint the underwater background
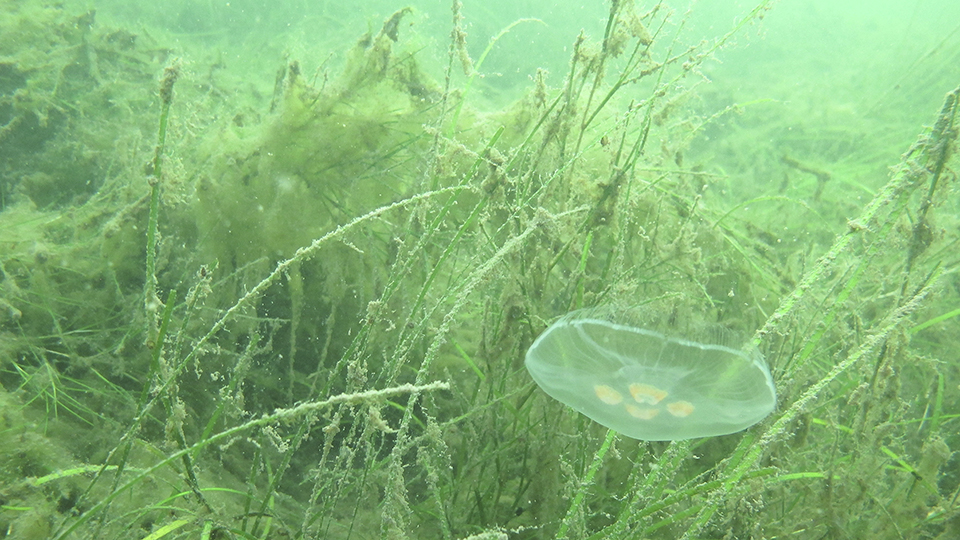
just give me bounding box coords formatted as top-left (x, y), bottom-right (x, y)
top-left (1, 0), bottom-right (959, 538)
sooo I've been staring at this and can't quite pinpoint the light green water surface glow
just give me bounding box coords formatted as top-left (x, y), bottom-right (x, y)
top-left (526, 312), bottom-right (776, 441)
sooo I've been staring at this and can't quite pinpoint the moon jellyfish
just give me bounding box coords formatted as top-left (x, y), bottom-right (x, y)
top-left (524, 310), bottom-right (776, 441)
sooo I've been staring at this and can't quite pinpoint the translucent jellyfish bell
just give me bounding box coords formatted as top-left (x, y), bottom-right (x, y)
top-left (525, 310), bottom-right (776, 441)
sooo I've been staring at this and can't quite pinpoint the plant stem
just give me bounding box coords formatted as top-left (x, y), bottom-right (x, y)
top-left (144, 61), bottom-right (180, 347)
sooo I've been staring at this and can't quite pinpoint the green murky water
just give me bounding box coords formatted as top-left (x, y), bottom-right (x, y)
top-left (1, 1), bottom-right (958, 538)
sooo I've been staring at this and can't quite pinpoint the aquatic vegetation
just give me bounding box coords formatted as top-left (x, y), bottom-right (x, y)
top-left (0, 0), bottom-right (958, 539)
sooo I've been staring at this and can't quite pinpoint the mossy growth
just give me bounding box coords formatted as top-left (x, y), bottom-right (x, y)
top-left (196, 8), bottom-right (436, 272)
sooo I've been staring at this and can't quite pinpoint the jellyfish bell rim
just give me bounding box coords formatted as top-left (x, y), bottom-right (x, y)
top-left (549, 306), bottom-right (759, 355)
